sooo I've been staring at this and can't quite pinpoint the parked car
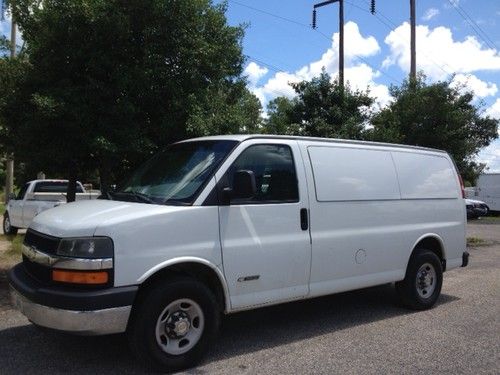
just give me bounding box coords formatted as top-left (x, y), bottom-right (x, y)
top-left (3, 179), bottom-right (100, 235)
top-left (465, 198), bottom-right (489, 219)
top-left (9, 136), bottom-right (468, 372)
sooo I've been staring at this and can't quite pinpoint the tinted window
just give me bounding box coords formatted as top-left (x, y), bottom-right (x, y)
top-left (34, 181), bottom-right (84, 193)
top-left (225, 144), bottom-right (298, 204)
top-left (17, 183), bottom-right (30, 200)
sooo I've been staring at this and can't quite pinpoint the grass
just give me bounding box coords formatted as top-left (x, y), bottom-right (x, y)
top-left (466, 236), bottom-right (487, 247)
top-left (0, 234), bottom-right (25, 266)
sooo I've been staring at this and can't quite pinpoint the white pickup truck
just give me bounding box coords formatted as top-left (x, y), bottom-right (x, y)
top-left (3, 179), bottom-right (100, 235)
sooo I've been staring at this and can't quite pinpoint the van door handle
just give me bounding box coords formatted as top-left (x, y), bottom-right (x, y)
top-left (300, 208), bottom-right (308, 230)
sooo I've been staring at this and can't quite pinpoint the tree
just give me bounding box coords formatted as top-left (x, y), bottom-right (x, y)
top-left (368, 75), bottom-right (499, 183)
top-left (1, 0), bottom-right (260, 200)
top-left (264, 70), bottom-right (374, 139)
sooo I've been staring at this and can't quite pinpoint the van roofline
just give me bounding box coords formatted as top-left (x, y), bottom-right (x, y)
top-left (182, 134), bottom-right (447, 154)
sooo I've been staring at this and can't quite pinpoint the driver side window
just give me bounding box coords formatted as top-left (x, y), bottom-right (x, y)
top-left (224, 144), bottom-right (299, 204)
top-left (17, 183), bottom-right (29, 200)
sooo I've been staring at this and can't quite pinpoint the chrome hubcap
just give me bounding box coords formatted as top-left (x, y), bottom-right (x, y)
top-left (4, 217), bottom-right (10, 232)
top-left (155, 298), bottom-right (204, 355)
top-left (416, 263), bottom-right (436, 298)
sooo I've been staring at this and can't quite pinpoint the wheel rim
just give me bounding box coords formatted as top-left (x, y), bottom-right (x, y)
top-left (155, 298), bottom-right (205, 356)
top-left (4, 217), bottom-right (10, 232)
top-left (415, 262), bottom-right (437, 299)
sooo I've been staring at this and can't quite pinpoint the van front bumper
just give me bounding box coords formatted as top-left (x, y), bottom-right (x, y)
top-left (8, 264), bottom-right (138, 335)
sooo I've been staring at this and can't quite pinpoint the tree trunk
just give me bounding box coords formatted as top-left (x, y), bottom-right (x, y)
top-left (67, 174), bottom-right (77, 203)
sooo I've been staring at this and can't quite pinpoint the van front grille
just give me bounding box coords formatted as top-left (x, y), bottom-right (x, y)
top-left (24, 229), bottom-right (61, 255)
top-left (22, 229), bottom-right (61, 283)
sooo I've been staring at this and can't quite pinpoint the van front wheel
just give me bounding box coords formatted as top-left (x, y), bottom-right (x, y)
top-left (396, 250), bottom-right (443, 310)
top-left (128, 277), bottom-right (220, 372)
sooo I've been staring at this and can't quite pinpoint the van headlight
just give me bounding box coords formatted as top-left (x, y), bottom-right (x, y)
top-left (57, 237), bottom-right (114, 259)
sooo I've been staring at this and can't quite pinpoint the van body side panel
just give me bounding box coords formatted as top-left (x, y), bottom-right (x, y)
top-left (301, 142), bottom-right (465, 298)
top-left (392, 151), bottom-right (466, 268)
top-left (93, 206), bottom-right (223, 287)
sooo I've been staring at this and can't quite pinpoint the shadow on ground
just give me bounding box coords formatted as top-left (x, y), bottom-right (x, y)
top-left (0, 285), bottom-right (459, 374)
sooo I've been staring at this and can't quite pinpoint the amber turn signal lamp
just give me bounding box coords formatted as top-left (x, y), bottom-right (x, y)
top-left (52, 270), bottom-right (109, 285)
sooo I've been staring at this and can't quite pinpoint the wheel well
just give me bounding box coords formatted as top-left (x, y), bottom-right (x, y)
top-left (136, 262), bottom-right (226, 312)
top-left (413, 236), bottom-right (446, 271)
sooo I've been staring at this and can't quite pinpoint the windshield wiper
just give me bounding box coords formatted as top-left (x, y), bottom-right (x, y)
top-left (114, 191), bottom-right (155, 204)
top-left (163, 199), bottom-right (191, 206)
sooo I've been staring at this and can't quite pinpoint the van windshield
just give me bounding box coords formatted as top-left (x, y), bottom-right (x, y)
top-left (116, 140), bottom-right (238, 205)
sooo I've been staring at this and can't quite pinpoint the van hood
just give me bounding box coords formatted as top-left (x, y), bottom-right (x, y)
top-left (30, 199), bottom-right (184, 238)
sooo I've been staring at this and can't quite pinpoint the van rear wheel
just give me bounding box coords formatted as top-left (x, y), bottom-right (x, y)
top-left (3, 213), bottom-right (18, 235)
top-left (396, 249), bottom-right (443, 310)
top-left (127, 277), bottom-right (220, 372)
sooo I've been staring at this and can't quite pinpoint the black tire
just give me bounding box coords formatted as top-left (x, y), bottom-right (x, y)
top-left (128, 277), bottom-right (220, 373)
top-left (3, 213), bottom-right (18, 235)
top-left (396, 249), bottom-right (443, 310)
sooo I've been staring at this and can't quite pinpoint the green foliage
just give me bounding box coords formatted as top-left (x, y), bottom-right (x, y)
top-left (1, 0), bottom-right (260, 191)
top-left (264, 70), bottom-right (374, 139)
top-left (0, 36), bottom-right (10, 54)
top-left (368, 74), bottom-right (499, 182)
top-left (186, 81), bottom-right (262, 136)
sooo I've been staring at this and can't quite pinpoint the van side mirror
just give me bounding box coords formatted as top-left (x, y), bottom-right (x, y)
top-left (220, 170), bottom-right (257, 204)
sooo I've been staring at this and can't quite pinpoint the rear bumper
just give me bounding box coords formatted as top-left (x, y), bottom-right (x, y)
top-left (462, 251), bottom-right (469, 267)
top-left (8, 263), bottom-right (138, 335)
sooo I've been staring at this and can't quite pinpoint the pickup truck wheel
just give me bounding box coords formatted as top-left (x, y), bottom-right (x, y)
top-left (3, 213), bottom-right (18, 235)
top-left (395, 249), bottom-right (443, 310)
top-left (128, 277), bottom-right (220, 372)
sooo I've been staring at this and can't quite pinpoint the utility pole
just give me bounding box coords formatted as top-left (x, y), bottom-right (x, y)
top-left (410, 0), bottom-right (416, 82)
top-left (312, 0), bottom-right (344, 89)
top-left (5, 5), bottom-right (16, 203)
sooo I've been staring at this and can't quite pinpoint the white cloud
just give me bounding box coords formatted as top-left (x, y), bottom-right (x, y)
top-left (486, 98), bottom-right (500, 119)
top-left (383, 22), bottom-right (500, 80)
top-left (422, 8), bottom-right (440, 21)
top-left (450, 74), bottom-right (498, 98)
top-left (478, 140), bottom-right (500, 173)
top-left (244, 62), bottom-right (268, 87)
top-left (251, 22), bottom-right (390, 109)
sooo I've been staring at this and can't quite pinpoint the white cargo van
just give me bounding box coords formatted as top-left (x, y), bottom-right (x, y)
top-left (9, 135), bottom-right (468, 372)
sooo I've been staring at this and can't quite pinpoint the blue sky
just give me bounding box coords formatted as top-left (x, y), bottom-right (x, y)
top-left (223, 0), bottom-right (500, 172)
top-left (1, 0), bottom-right (500, 171)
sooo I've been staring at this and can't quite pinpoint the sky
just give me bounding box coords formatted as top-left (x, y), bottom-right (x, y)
top-left (1, 0), bottom-right (500, 171)
top-left (222, 0), bottom-right (500, 172)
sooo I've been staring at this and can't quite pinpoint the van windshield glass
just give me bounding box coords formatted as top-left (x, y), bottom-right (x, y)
top-left (116, 140), bottom-right (238, 205)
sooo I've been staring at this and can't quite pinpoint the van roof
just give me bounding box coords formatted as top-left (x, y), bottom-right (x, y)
top-left (183, 134), bottom-right (447, 154)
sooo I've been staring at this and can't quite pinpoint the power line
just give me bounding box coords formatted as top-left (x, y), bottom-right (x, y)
top-left (354, 0), bottom-right (453, 77)
top-left (313, 28), bottom-right (402, 85)
top-left (228, 0), bottom-right (309, 29)
top-left (230, 0), bottom-right (403, 86)
top-left (446, 0), bottom-right (498, 51)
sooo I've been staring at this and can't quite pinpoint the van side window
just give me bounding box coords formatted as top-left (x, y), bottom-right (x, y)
top-left (225, 144), bottom-right (299, 204)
